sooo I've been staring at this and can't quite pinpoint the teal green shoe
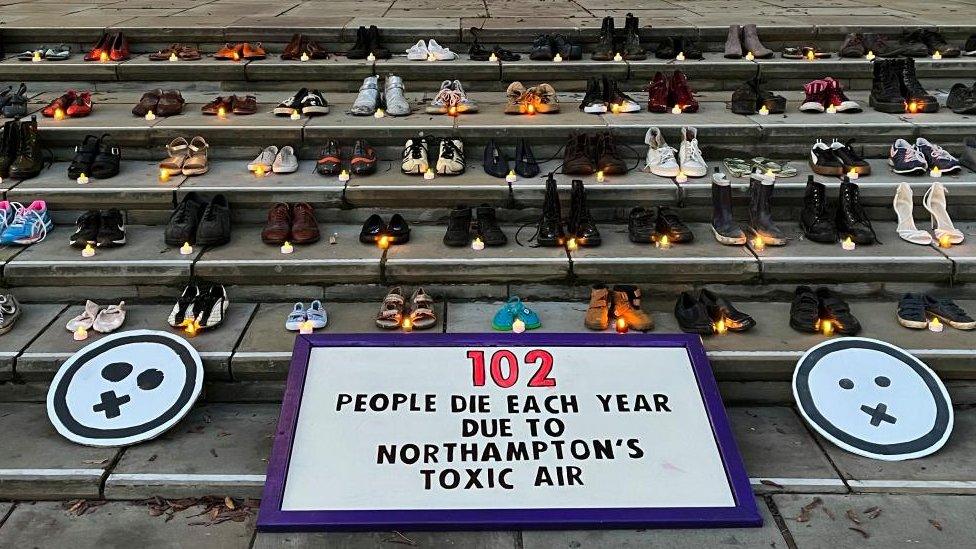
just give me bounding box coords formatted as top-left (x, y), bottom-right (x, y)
top-left (495, 297), bottom-right (541, 331)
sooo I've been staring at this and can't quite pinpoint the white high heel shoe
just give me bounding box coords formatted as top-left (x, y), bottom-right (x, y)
top-left (893, 183), bottom-right (933, 245)
top-left (923, 182), bottom-right (965, 244)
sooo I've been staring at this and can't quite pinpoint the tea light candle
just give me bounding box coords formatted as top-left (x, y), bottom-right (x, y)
top-left (611, 103), bottom-right (622, 114)
top-left (806, 50), bottom-right (815, 61)
top-left (374, 108), bottom-right (385, 118)
top-left (378, 235), bottom-right (390, 250)
top-left (299, 319), bottom-right (314, 334)
top-left (254, 165), bottom-right (267, 177)
top-left (846, 168), bottom-right (858, 180)
top-left (32, 51), bottom-right (42, 62)
top-left (615, 317), bottom-right (628, 334)
top-left (826, 104), bottom-right (837, 114)
top-left (427, 52), bottom-right (436, 62)
top-left (820, 319), bottom-right (834, 336)
top-left (145, 110), bottom-right (156, 121)
top-left (448, 105), bottom-right (458, 116)
top-left (745, 51), bottom-right (754, 61)
top-left (401, 317), bottom-right (413, 332)
top-left (553, 53), bottom-right (563, 62)
top-left (596, 170), bottom-right (605, 183)
top-left (938, 234), bottom-right (952, 248)
top-left (512, 318), bottom-right (526, 333)
top-left (81, 243), bottom-right (95, 257)
top-left (842, 236), bottom-right (856, 251)
top-left (99, 51), bottom-right (109, 62)
top-left (565, 238), bottom-right (578, 251)
top-left (290, 109), bottom-right (301, 120)
top-left (758, 105), bottom-right (769, 116)
top-left (656, 234), bottom-right (671, 249)
top-left (929, 317), bottom-right (944, 332)
top-left (714, 317), bottom-right (728, 335)
top-left (930, 166), bottom-right (942, 178)
top-left (217, 106), bottom-right (227, 119)
top-left (169, 52), bottom-right (178, 62)
top-left (671, 104), bottom-right (682, 114)
top-left (675, 172), bottom-right (688, 184)
top-left (329, 232), bottom-right (338, 245)
top-left (932, 50), bottom-right (942, 60)
top-left (424, 169), bottom-right (435, 180)
top-left (906, 101), bottom-right (919, 114)
top-left (488, 52), bottom-right (498, 62)
top-left (506, 170), bottom-right (517, 183)
top-left (54, 108), bottom-right (65, 120)
top-left (73, 326), bottom-right (89, 341)
top-left (300, 52), bottom-right (310, 62)
top-left (367, 52), bottom-right (376, 62)
top-left (280, 241), bottom-right (294, 254)
top-left (865, 50), bottom-right (875, 61)
top-left (76, 173), bottom-right (89, 185)
top-left (159, 169), bottom-right (170, 182)
top-left (180, 242), bottom-right (193, 255)
top-left (613, 52), bottom-right (623, 62)
top-left (525, 103), bottom-right (535, 115)
top-left (676, 51), bottom-right (685, 61)
top-left (752, 234), bottom-right (765, 251)
top-left (338, 169), bottom-right (350, 182)
top-left (471, 237), bottom-right (485, 251)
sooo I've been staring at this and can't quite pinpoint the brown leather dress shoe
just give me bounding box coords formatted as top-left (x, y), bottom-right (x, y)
top-left (201, 96), bottom-right (230, 116)
top-left (281, 34), bottom-right (305, 60)
top-left (232, 95), bottom-right (257, 115)
top-left (291, 202), bottom-right (320, 244)
top-left (242, 42), bottom-right (266, 60)
top-left (132, 89), bottom-right (161, 116)
top-left (261, 203), bottom-right (292, 245)
top-left (178, 44), bottom-right (202, 61)
top-left (584, 285), bottom-right (611, 330)
top-left (156, 90), bottom-right (185, 117)
top-left (149, 44), bottom-right (180, 61)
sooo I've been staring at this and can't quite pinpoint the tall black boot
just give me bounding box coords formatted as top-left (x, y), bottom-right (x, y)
top-left (591, 16), bottom-right (615, 61)
top-left (622, 13), bottom-right (646, 60)
top-left (836, 178), bottom-right (876, 244)
top-left (869, 59), bottom-right (905, 113)
top-left (568, 179), bottom-right (601, 247)
top-left (800, 176), bottom-right (838, 243)
top-left (346, 26), bottom-right (369, 59)
top-left (536, 174), bottom-right (564, 247)
top-left (9, 116), bottom-right (41, 180)
top-left (711, 176), bottom-right (746, 245)
top-left (514, 138), bottom-right (539, 178)
top-left (748, 174), bottom-right (786, 246)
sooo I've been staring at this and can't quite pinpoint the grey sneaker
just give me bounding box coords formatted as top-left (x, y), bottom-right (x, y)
top-left (0, 294), bottom-right (21, 335)
top-left (961, 137), bottom-right (976, 172)
top-left (273, 145), bottom-right (299, 174)
top-left (385, 74), bottom-right (410, 116)
top-left (351, 75), bottom-right (379, 116)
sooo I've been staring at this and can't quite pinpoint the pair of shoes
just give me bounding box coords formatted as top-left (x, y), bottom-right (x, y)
top-left (0, 294), bottom-right (21, 336)
top-left (160, 137), bottom-right (209, 177)
top-left (444, 204), bottom-right (506, 247)
top-left (0, 200), bottom-right (53, 245)
top-left (675, 290), bottom-right (755, 335)
top-left (285, 301), bottom-right (328, 331)
top-left (468, 27), bottom-right (520, 61)
top-left (274, 88), bottom-right (329, 117)
top-left (656, 35), bottom-right (702, 60)
top-left (85, 31), bottom-right (129, 61)
top-left (317, 139), bottom-right (377, 176)
top-left (746, 173), bottom-right (786, 246)
top-left (377, 287), bottom-right (436, 330)
top-left (898, 293), bottom-right (974, 330)
top-left (528, 177), bottom-right (600, 247)
top-left (790, 286), bottom-right (860, 335)
top-left (68, 134), bottom-right (120, 180)
top-left (580, 76), bottom-right (639, 114)
top-left (0, 84), bottom-right (28, 118)
top-left (42, 90), bottom-right (92, 118)
top-left (347, 25), bottom-right (390, 60)
top-left (946, 82), bottom-right (976, 114)
top-left (262, 202), bottom-right (319, 245)
top-left (132, 89), bottom-right (184, 117)
top-left (782, 45), bottom-right (831, 59)
top-left (361, 214), bottom-right (410, 245)
top-left (647, 71), bottom-right (698, 113)
top-left (165, 193), bottom-right (231, 247)
top-left (427, 80), bottom-right (477, 114)
top-left (348, 75), bottom-right (410, 117)
top-left (711, 171), bottom-right (747, 245)
top-left (839, 33), bottom-right (867, 58)
top-left (800, 77), bottom-right (861, 113)
top-left (248, 145), bottom-right (298, 174)
top-left (282, 34), bottom-right (328, 60)
top-left (730, 67), bottom-right (785, 114)
top-left (215, 42), bottom-right (265, 61)
top-left (801, 177), bottom-right (876, 245)
top-left (149, 43), bottom-right (201, 61)
top-left (592, 13), bottom-right (646, 60)
top-left (724, 24), bottom-right (772, 58)
top-left (643, 126), bottom-right (706, 178)
top-left (903, 29), bottom-right (959, 57)
top-left (69, 208), bottom-right (126, 248)
top-left (890, 138), bottom-right (960, 175)
top-left (203, 95), bottom-right (257, 116)
top-left (493, 297), bottom-right (541, 331)
top-left (529, 34), bottom-right (581, 61)
top-left (585, 285), bottom-right (653, 331)
top-left (483, 139), bottom-right (538, 178)
top-left (893, 182), bottom-right (964, 245)
top-left (169, 283), bottom-right (229, 332)
top-left (0, 117), bottom-right (44, 180)
top-left (18, 44), bottom-right (70, 61)
top-left (870, 58), bottom-right (937, 113)
top-left (723, 157), bottom-right (796, 179)
top-left (402, 135), bottom-right (464, 175)
top-left (407, 39), bottom-right (455, 60)
top-left (505, 82), bottom-right (559, 114)
top-left (66, 300), bottom-right (126, 334)
top-left (628, 206), bottom-right (692, 244)
top-left (563, 131), bottom-right (627, 176)
top-left (810, 139), bottom-right (870, 176)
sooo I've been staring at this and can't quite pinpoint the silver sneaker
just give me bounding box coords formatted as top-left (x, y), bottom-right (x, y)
top-left (351, 75), bottom-right (379, 116)
top-left (385, 74), bottom-right (410, 116)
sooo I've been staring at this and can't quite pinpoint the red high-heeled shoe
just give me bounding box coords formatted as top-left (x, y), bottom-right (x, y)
top-left (66, 92), bottom-right (93, 118)
top-left (109, 31), bottom-right (131, 61)
top-left (84, 32), bottom-right (110, 62)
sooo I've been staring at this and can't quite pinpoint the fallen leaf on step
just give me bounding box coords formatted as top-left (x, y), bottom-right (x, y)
top-left (849, 527), bottom-right (870, 539)
top-left (929, 519), bottom-right (943, 531)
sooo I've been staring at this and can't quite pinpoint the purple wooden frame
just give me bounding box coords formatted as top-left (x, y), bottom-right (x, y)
top-left (257, 333), bottom-right (761, 531)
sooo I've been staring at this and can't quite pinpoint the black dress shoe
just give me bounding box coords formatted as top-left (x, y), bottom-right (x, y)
top-left (67, 135), bottom-right (99, 180)
top-left (195, 194), bottom-right (231, 247)
top-left (817, 287), bottom-right (860, 335)
top-left (483, 139), bottom-right (509, 178)
top-left (360, 213), bottom-right (386, 244)
top-left (165, 192), bottom-right (206, 246)
top-left (790, 286), bottom-right (820, 333)
top-left (697, 289), bottom-right (755, 332)
top-left (514, 138), bottom-right (539, 178)
top-left (476, 204), bottom-right (507, 246)
top-left (655, 206), bottom-right (693, 243)
top-left (674, 291), bottom-right (714, 334)
top-left (90, 134), bottom-right (121, 179)
top-left (628, 206), bottom-right (656, 243)
top-left (387, 213), bottom-right (411, 244)
top-left (443, 205), bottom-right (471, 247)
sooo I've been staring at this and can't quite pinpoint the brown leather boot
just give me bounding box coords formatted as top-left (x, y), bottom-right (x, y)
top-left (612, 287), bottom-right (654, 331)
top-left (282, 33), bottom-right (305, 60)
top-left (291, 202), bottom-right (321, 244)
top-left (584, 285), bottom-right (611, 331)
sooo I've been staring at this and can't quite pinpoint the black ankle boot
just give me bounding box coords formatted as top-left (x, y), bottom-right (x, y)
top-left (622, 13), bottom-right (646, 60)
top-left (443, 205), bottom-right (472, 247)
top-left (0, 119), bottom-right (19, 178)
top-left (346, 26), bottom-right (369, 59)
top-left (900, 57), bottom-right (938, 113)
top-left (367, 26), bottom-right (391, 59)
top-left (536, 174), bottom-right (564, 247)
top-left (711, 179), bottom-right (746, 245)
top-left (800, 176), bottom-right (838, 243)
top-left (836, 178), bottom-right (876, 244)
top-left (869, 59), bottom-right (906, 113)
top-left (568, 179), bottom-right (601, 246)
top-left (9, 116), bottom-right (42, 180)
top-left (592, 16), bottom-right (615, 61)
top-left (475, 204), bottom-right (507, 246)
top-left (748, 174), bottom-right (786, 246)
top-left (514, 138), bottom-right (539, 178)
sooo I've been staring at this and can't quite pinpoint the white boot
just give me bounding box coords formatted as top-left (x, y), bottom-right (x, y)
top-left (923, 182), bottom-right (964, 244)
top-left (892, 183), bottom-right (932, 245)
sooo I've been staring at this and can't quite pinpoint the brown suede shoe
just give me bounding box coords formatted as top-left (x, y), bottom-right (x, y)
top-left (261, 202), bottom-right (291, 245)
top-left (305, 37), bottom-right (329, 59)
top-left (232, 94), bottom-right (257, 115)
top-left (282, 34), bottom-right (305, 60)
top-left (584, 285), bottom-right (611, 331)
top-left (291, 202), bottom-right (320, 244)
top-left (156, 90), bottom-right (185, 117)
top-left (201, 96), bottom-right (230, 116)
top-left (131, 89), bottom-right (161, 116)
top-left (612, 287), bottom-right (654, 331)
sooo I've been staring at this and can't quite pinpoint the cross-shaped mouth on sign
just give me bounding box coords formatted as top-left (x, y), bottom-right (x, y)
top-left (860, 402), bottom-right (896, 427)
top-left (92, 390), bottom-right (131, 419)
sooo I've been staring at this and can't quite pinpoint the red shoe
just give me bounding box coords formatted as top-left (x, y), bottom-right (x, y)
top-left (84, 32), bottom-right (110, 62)
top-left (109, 31), bottom-right (131, 61)
top-left (42, 90), bottom-right (77, 117)
top-left (800, 79), bottom-right (828, 113)
top-left (669, 71), bottom-right (699, 113)
top-left (823, 77), bottom-right (862, 113)
top-left (646, 72), bottom-right (669, 113)
top-left (66, 92), bottom-right (93, 118)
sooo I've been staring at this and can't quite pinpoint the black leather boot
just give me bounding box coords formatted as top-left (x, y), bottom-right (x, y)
top-left (748, 174), bottom-right (786, 246)
top-left (9, 116), bottom-right (42, 180)
top-left (591, 16), bottom-right (615, 61)
top-left (596, 132), bottom-right (627, 175)
top-left (475, 204), bottom-right (507, 246)
top-left (836, 178), bottom-right (876, 245)
top-left (622, 13), bottom-right (646, 60)
top-left (346, 26), bottom-right (369, 59)
top-left (0, 120), bottom-right (19, 178)
top-left (800, 176), bottom-right (838, 243)
top-left (568, 179), bottom-right (601, 247)
top-left (711, 180), bottom-right (746, 245)
top-left (536, 174), bottom-right (564, 247)
top-left (869, 59), bottom-right (906, 113)
top-left (900, 57), bottom-right (938, 113)
top-left (443, 205), bottom-right (472, 247)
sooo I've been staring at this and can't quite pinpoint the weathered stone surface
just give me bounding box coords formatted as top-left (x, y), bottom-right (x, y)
top-left (254, 531), bottom-right (517, 549)
top-left (0, 303), bottom-right (64, 381)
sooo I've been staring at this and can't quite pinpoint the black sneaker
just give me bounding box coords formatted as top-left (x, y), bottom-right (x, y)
top-left (580, 77), bottom-right (606, 114)
top-left (492, 46), bottom-right (520, 61)
top-left (897, 293), bottom-right (927, 329)
top-left (697, 289), bottom-right (755, 332)
top-left (924, 294), bottom-right (976, 330)
top-left (895, 30), bottom-right (931, 57)
top-left (839, 33), bottom-right (865, 58)
top-left (165, 192), bottom-right (206, 246)
top-left (273, 88), bottom-right (307, 116)
top-left (947, 83), bottom-right (976, 114)
top-left (193, 284), bottom-right (229, 330)
top-left (316, 139), bottom-right (342, 176)
top-left (476, 204), bottom-right (507, 246)
top-left (830, 139), bottom-right (871, 176)
top-left (674, 291), bottom-right (714, 335)
top-left (90, 134), bottom-right (121, 179)
top-left (300, 89), bottom-right (329, 116)
top-left (835, 178), bottom-right (876, 245)
top-left (655, 36), bottom-right (678, 59)
top-left (168, 283), bottom-right (199, 327)
top-left (809, 140), bottom-right (844, 176)
top-left (628, 206), bottom-right (656, 243)
top-left (655, 206), bottom-right (693, 243)
top-left (817, 287), bottom-right (860, 335)
top-left (789, 286), bottom-right (820, 333)
top-left (70, 209), bottom-right (100, 248)
top-left (67, 135), bottom-right (99, 180)
top-left (918, 29), bottom-right (959, 57)
top-left (889, 138), bottom-right (928, 175)
top-left (550, 34), bottom-right (581, 60)
top-left (96, 208), bottom-right (126, 248)
top-left (443, 205), bottom-right (471, 247)
top-left (195, 194), bottom-right (231, 247)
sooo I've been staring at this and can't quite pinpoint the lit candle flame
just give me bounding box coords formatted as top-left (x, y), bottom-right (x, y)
top-left (76, 172), bottom-right (89, 185)
top-left (374, 108), bottom-right (385, 118)
top-left (217, 106), bottom-right (227, 119)
top-left (821, 319), bottom-right (833, 336)
top-left (338, 169), bottom-right (350, 182)
top-left (806, 50), bottom-right (815, 61)
top-left (826, 104), bottom-right (837, 114)
top-left (506, 170), bottom-right (517, 183)
top-left (254, 165), bottom-right (266, 177)
top-left (299, 319), bottom-right (314, 334)
top-left (596, 170), bottom-right (605, 183)
top-left (745, 51), bottom-right (754, 61)
top-left (145, 110), bottom-right (156, 121)
top-left (613, 52), bottom-right (623, 62)
top-left (402, 317), bottom-right (413, 331)
top-left (32, 51), bottom-right (42, 62)
top-left (930, 166), bottom-right (941, 178)
top-left (932, 50), bottom-right (942, 60)
top-left (169, 52), bottom-right (178, 62)
top-left (82, 243), bottom-right (95, 257)
top-left (73, 326), bottom-right (89, 341)
top-left (929, 317), bottom-right (944, 332)
top-left (552, 53), bottom-right (563, 62)
top-left (938, 234), bottom-right (952, 248)
top-left (424, 168), bottom-right (435, 180)
top-left (865, 50), bottom-right (875, 60)
top-left (752, 235), bottom-right (765, 251)
top-left (180, 242), bottom-right (193, 255)
top-left (232, 51), bottom-right (240, 61)
top-left (656, 234), bottom-right (671, 249)
top-left (280, 241), bottom-right (294, 254)
top-left (180, 318), bottom-right (200, 337)
top-left (378, 235), bottom-right (390, 249)
top-left (300, 52), bottom-right (310, 62)
top-left (54, 108), bottom-right (65, 120)
top-left (367, 52), bottom-right (376, 62)
top-left (526, 103), bottom-right (535, 115)
top-left (565, 238), bottom-right (578, 251)
top-left (449, 105), bottom-right (458, 116)
top-left (615, 317), bottom-right (628, 334)
top-left (847, 168), bottom-right (858, 180)
top-left (715, 317), bottom-right (727, 335)
top-left (758, 105), bottom-right (769, 115)
top-left (159, 169), bottom-right (170, 182)
top-left (99, 51), bottom-right (109, 62)
top-left (471, 237), bottom-right (485, 251)
top-left (842, 236), bottom-right (855, 251)
top-left (671, 104), bottom-right (682, 114)
top-left (512, 318), bottom-right (526, 333)
top-left (676, 52), bottom-right (685, 61)
top-left (290, 109), bottom-right (301, 120)
top-left (906, 101), bottom-right (919, 114)
top-left (489, 53), bottom-right (498, 62)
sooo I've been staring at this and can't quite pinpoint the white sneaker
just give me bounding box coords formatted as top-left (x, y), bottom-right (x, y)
top-left (642, 127), bottom-right (680, 178)
top-left (452, 79), bottom-right (477, 113)
top-left (426, 80), bottom-right (458, 114)
top-left (427, 39), bottom-right (456, 60)
top-left (436, 138), bottom-right (465, 175)
top-left (679, 126), bottom-right (707, 177)
top-left (273, 146), bottom-right (299, 173)
top-left (402, 137), bottom-right (429, 174)
top-left (248, 146), bottom-right (278, 172)
top-left (406, 40), bottom-right (429, 60)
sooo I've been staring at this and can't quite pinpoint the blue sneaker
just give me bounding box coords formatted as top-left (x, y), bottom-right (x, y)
top-left (306, 300), bottom-right (328, 329)
top-left (284, 302), bottom-right (306, 331)
top-left (0, 201), bottom-right (16, 235)
top-left (0, 200), bottom-right (53, 245)
top-left (493, 297), bottom-right (542, 331)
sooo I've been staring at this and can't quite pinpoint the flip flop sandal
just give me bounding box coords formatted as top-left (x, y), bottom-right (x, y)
top-left (93, 301), bottom-right (126, 333)
top-left (782, 46), bottom-right (832, 59)
top-left (376, 287), bottom-right (405, 329)
top-left (751, 157), bottom-right (798, 178)
top-left (409, 287), bottom-right (437, 330)
top-left (45, 44), bottom-right (71, 61)
top-left (723, 157), bottom-right (752, 178)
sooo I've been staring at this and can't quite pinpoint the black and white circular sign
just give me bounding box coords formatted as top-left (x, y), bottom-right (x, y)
top-left (793, 337), bottom-right (953, 461)
top-left (47, 330), bottom-right (203, 447)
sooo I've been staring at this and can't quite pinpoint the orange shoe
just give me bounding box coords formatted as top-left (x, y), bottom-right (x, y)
top-left (215, 43), bottom-right (244, 61)
top-left (242, 42), bottom-right (266, 60)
